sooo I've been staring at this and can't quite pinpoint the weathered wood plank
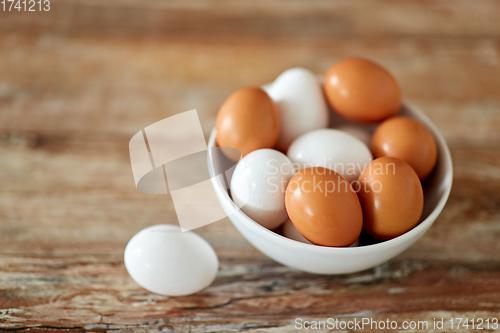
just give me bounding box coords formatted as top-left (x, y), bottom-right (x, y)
top-left (0, 256), bottom-right (500, 325)
top-left (1, 256), bottom-right (500, 331)
top-left (0, 34), bottom-right (499, 145)
top-left (1, 0), bottom-right (500, 38)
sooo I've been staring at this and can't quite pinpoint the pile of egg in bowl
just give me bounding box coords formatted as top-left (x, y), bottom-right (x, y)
top-left (209, 58), bottom-right (453, 274)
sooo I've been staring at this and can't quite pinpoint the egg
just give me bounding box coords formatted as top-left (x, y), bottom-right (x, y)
top-left (216, 87), bottom-right (280, 157)
top-left (282, 219), bottom-right (312, 244)
top-left (324, 58), bottom-right (401, 123)
top-left (287, 129), bottom-right (373, 183)
top-left (285, 167), bottom-right (363, 247)
top-left (337, 125), bottom-right (372, 147)
top-left (124, 224), bottom-right (218, 296)
top-left (283, 219), bottom-right (360, 247)
top-left (231, 149), bottom-right (294, 229)
top-left (371, 116), bottom-right (437, 180)
top-left (356, 157), bottom-right (424, 240)
top-left (266, 68), bottom-right (329, 152)
top-left (351, 239), bottom-right (360, 247)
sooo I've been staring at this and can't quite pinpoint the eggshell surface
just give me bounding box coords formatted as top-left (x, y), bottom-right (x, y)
top-left (371, 116), bottom-right (437, 180)
top-left (285, 167), bottom-right (363, 247)
top-left (231, 149), bottom-right (294, 229)
top-left (287, 129), bottom-right (372, 183)
top-left (283, 219), bottom-right (360, 247)
top-left (124, 224), bottom-right (218, 296)
top-left (357, 157), bottom-right (424, 240)
top-left (282, 219), bottom-right (312, 244)
top-left (337, 125), bottom-right (373, 147)
top-left (266, 68), bottom-right (329, 152)
top-left (324, 58), bottom-right (401, 123)
top-left (216, 87), bottom-right (280, 157)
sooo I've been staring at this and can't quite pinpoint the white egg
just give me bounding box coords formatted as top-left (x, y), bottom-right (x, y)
top-left (124, 224), bottom-right (218, 296)
top-left (231, 149), bottom-right (294, 229)
top-left (287, 129), bottom-right (373, 183)
top-left (283, 219), bottom-right (312, 244)
top-left (266, 68), bottom-right (329, 152)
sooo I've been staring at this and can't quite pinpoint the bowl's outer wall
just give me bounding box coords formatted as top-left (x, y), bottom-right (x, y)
top-left (208, 99), bottom-right (453, 275)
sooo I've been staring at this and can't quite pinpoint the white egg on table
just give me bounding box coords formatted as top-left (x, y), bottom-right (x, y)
top-left (266, 68), bottom-right (329, 152)
top-left (287, 129), bottom-right (373, 183)
top-left (124, 224), bottom-right (218, 296)
top-left (231, 149), bottom-right (294, 229)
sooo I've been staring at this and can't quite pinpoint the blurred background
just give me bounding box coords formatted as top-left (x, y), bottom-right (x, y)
top-left (1, 0), bottom-right (500, 329)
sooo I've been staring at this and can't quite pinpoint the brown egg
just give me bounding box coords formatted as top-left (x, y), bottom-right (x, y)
top-left (216, 87), bottom-right (280, 157)
top-left (324, 58), bottom-right (401, 123)
top-left (371, 116), bottom-right (437, 180)
top-left (356, 157), bottom-right (424, 241)
top-left (285, 167), bottom-right (363, 247)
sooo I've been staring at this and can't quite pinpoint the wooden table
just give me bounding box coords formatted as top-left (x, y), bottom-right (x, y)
top-left (1, 1), bottom-right (500, 332)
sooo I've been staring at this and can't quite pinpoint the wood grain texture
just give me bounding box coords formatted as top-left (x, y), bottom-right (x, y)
top-left (0, 0), bottom-right (500, 332)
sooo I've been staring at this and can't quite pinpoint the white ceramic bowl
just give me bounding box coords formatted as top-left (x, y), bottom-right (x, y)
top-left (209, 95), bottom-right (452, 275)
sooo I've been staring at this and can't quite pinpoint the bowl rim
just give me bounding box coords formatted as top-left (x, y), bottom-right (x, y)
top-left (208, 99), bottom-right (453, 253)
